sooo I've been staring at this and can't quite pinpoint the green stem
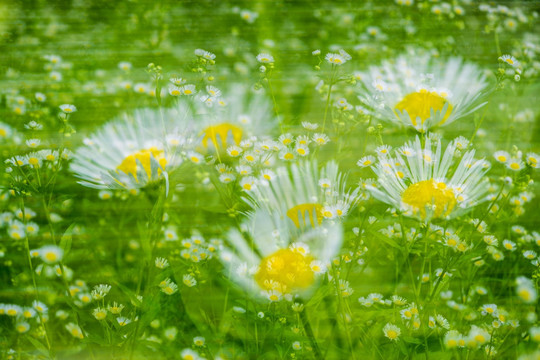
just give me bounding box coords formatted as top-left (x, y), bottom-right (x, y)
top-left (20, 200), bottom-right (55, 359)
top-left (322, 67), bottom-right (336, 132)
top-left (494, 28), bottom-right (501, 57)
top-left (299, 302), bottom-right (323, 360)
top-left (267, 75), bottom-right (281, 128)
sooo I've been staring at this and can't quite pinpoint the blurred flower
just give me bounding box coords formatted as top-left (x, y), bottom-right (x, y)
top-left (181, 84), bottom-right (278, 153)
top-left (59, 104), bottom-right (77, 113)
top-left (256, 53), bottom-right (274, 63)
top-left (383, 323), bottom-right (401, 341)
top-left (70, 107), bottom-right (191, 191)
top-left (246, 160), bottom-right (359, 225)
top-left (357, 53), bottom-right (489, 132)
top-left (219, 208), bottom-right (342, 301)
top-left (38, 245), bottom-right (64, 264)
top-left (367, 136), bottom-right (490, 221)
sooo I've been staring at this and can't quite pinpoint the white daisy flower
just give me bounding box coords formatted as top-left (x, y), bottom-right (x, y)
top-left (194, 49), bottom-right (216, 60)
top-left (256, 53), bottom-right (274, 63)
top-left (383, 323), bottom-right (401, 341)
top-left (325, 53), bottom-right (347, 65)
top-left (356, 54), bottom-right (489, 132)
top-left (0, 122), bottom-right (17, 143)
top-left (493, 150), bottom-right (510, 163)
top-left (219, 208), bottom-right (342, 300)
top-left (179, 85), bottom-right (278, 154)
top-left (245, 161), bottom-right (359, 228)
top-left (526, 153), bottom-right (539, 168)
top-left (367, 136), bottom-right (490, 221)
top-left (499, 54), bottom-right (519, 67)
top-left (357, 155), bottom-right (376, 168)
top-left (240, 9), bottom-right (258, 23)
top-left (301, 122), bottom-right (319, 130)
top-left (38, 245), bottom-right (64, 264)
top-left (70, 107), bottom-right (191, 191)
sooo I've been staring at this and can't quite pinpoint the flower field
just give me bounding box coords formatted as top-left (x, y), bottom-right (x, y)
top-left (1, 1), bottom-right (540, 359)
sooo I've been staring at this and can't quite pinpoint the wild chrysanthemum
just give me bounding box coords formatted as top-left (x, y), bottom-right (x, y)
top-left (516, 276), bottom-right (537, 304)
top-left (66, 323), bottom-right (84, 339)
top-left (383, 323), bottom-right (401, 341)
top-left (245, 161), bottom-right (359, 226)
top-left (219, 209), bottom-right (342, 301)
top-left (0, 122), bottom-right (19, 144)
top-left (183, 85), bottom-right (278, 153)
top-left (256, 53), bottom-right (274, 63)
top-left (38, 245), bottom-right (64, 264)
top-left (356, 54), bottom-right (489, 132)
top-left (367, 136), bottom-right (490, 221)
top-left (70, 107), bottom-right (191, 191)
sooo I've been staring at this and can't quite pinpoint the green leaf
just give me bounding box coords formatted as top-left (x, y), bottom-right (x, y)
top-left (402, 336), bottom-right (423, 345)
top-left (27, 336), bottom-right (51, 358)
top-left (60, 223), bottom-right (76, 257)
top-left (368, 229), bottom-right (401, 250)
top-left (113, 280), bottom-right (143, 308)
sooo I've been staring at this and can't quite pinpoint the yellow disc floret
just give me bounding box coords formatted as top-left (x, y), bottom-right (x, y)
top-left (401, 179), bottom-right (456, 219)
top-left (255, 249), bottom-right (315, 294)
top-left (286, 203), bottom-right (323, 228)
top-left (201, 123), bottom-right (243, 150)
top-left (395, 90), bottom-right (453, 126)
top-left (117, 147), bottom-right (167, 182)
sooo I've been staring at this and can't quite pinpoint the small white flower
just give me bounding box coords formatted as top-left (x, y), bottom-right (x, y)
top-left (256, 53), bottom-right (274, 64)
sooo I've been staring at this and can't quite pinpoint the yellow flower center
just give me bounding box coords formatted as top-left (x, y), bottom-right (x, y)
top-left (282, 138), bottom-right (292, 145)
top-left (395, 90), bottom-right (453, 126)
top-left (284, 152), bottom-right (295, 160)
top-left (16, 324), bottom-right (28, 333)
top-left (45, 252), bottom-right (57, 262)
top-left (474, 334), bottom-right (485, 343)
top-left (0, 129), bottom-right (6, 137)
top-left (401, 179), bottom-right (456, 219)
top-left (29, 157), bottom-right (39, 166)
top-left (286, 203), bottom-right (323, 228)
top-left (117, 147), bottom-right (167, 182)
top-left (255, 249), bottom-right (315, 294)
top-left (201, 123), bottom-right (243, 150)
top-left (386, 330), bottom-right (398, 339)
top-left (446, 339), bottom-right (457, 348)
top-left (518, 288), bottom-right (532, 301)
top-left (163, 286), bottom-right (175, 294)
top-left (95, 311), bottom-right (106, 320)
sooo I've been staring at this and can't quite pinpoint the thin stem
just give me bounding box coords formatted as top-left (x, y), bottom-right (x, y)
top-left (299, 303), bottom-right (323, 360)
top-left (20, 199), bottom-right (54, 359)
top-left (267, 75), bottom-right (281, 127)
top-left (494, 28), bottom-right (501, 57)
top-left (322, 66), bottom-right (336, 132)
